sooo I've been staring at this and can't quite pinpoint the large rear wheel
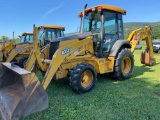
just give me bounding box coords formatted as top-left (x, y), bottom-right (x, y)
top-left (110, 48), bottom-right (134, 80)
top-left (69, 62), bottom-right (97, 93)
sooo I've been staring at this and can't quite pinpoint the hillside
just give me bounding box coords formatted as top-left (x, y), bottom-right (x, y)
top-left (124, 21), bottom-right (160, 29)
top-left (124, 22), bottom-right (160, 39)
top-left (65, 22), bottom-right (160, 39)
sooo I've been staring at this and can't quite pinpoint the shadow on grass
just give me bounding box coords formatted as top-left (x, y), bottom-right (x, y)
top-left (132, 65), bottom-right (155, 77)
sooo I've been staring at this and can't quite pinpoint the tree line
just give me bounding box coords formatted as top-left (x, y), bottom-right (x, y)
top-left (0, 36), bottom-right (20, 43)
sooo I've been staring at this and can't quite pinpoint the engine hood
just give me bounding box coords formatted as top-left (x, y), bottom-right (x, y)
top-left (16, 42), bottom-right (33, 45)
top-left (50, 32), bottom-right (92, 43)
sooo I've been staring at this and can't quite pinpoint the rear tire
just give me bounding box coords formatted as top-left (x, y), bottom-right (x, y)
top-left (110, 48), bottom-right (134, 80)
top-left (19, 56), bottom-right (29, 68)
top-left (69, 62), bottom-right (97, 93)
top-left (158, 49), bottom-right (160, 54)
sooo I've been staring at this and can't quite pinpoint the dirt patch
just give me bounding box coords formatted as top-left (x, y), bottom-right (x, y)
top-left (153, 93), bottom-right (160, 99)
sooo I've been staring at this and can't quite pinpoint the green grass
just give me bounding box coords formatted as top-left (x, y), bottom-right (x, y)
top-left (23, 48), bottom-right (160, 120)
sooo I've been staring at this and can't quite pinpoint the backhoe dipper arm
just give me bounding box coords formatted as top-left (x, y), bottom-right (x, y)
top-left (25, 27), bottom-right (48, 71)
top-left (127, 26), bottom-right (156, 65)
top-left (42, 37), bottom-right (93, 90)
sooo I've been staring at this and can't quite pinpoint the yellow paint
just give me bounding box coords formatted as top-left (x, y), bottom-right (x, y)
top-left (127, 26), bottom-right (156, 65)
top-left (22, 32), bottom-right (33, 35)
top-left (79, 4), bottom-right (126, 17)
top-left (38, 25), bottom-right (65, 30)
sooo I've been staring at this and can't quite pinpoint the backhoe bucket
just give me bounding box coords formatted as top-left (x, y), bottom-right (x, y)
top-left (0, 63), bottom-right (48, 120)
top-left (140, 51), bottom-right (156, 66)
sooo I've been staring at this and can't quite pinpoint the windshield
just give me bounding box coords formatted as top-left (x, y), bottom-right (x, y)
top-left (20, 35), bottom-right (25, 42)
top-left (38, 28), bottom-right (45, 41)
top-left (38, 28), bottom-right (64, 46)
top-left (153, 42), bottom-right (160, 45)
top-left (20, 34), bottom-right (33, 43)
top-left (25, 34), bottom-right (33, 42)
top-left (103, 12), bottom-right (117, 34)
top-left (82, 11), bottom-right (102, 33)
top-left (45, 28), bottom-right (64, 40)
top-left (38, 28), bottom-right (64, 41)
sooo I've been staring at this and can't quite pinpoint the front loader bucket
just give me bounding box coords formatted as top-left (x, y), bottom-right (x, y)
top-left (140, 51), bottom-right (156, 66)
top-left (0, 63), bottom-right (48, 120)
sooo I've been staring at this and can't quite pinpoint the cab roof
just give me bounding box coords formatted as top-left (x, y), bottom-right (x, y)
top-left (38, 25), bottom-right (65, 30)
top-left (79, 4), bottom-right (126, 17)
top-left (22, 32), bottom-right (33, 35)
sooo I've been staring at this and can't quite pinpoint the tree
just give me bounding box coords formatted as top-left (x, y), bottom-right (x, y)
top-left (151, 27), bottom-right (160, 39)
top-left (13, 38), bottom-right (21, 43)
top-left (0, 36), bottom-right (10, 42)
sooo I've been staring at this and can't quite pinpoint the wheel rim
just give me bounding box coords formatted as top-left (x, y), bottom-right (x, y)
top-left (122, 57), bottom-right (131, 74)
top-left (23, 59), bottom-right (27, 68)
top-left (80, 70), bottom-right (93, 88)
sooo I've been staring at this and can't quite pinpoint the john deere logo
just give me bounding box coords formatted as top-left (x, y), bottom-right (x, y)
top-left (62, 47), bottom-right (72, 55)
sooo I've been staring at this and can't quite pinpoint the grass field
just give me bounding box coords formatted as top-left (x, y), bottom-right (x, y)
top-left (0, 48), bottom-right (159, 120)
top-left (23, 48), bottom-right (160, 120)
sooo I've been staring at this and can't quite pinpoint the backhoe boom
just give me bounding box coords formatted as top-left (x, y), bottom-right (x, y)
top-left (127, 26), bottom-right (155, 65)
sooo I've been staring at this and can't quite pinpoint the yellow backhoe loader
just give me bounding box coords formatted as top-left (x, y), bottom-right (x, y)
top-left (0, 32), bottom-right (33, 61)
top-left (2, 25), bottom-right (65, 68)
top-left (0, 4), bottom-right (156, 120)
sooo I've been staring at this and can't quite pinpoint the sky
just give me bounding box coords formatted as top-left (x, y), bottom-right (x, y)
top-left (0, 0), bottom-right (160, 38)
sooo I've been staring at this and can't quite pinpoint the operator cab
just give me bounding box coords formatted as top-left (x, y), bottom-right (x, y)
top-left (38, 25), bottom-right (65, 47)
top-left (20, 32), bottom-right (33, 43)
top-left (79, 5), bottom-right (126, 57)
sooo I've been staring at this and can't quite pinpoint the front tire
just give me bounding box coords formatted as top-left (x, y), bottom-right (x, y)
top-left (69, 62), bottom-right (97, 93)
top-left (18, 56), bottom-right (29, 68)
top-left (110, 48), bottom-right (134, 80)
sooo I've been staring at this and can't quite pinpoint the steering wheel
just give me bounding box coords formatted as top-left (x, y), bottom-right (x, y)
top-left (103, 34), bottom-right (114, 43)
top-left (109, 29), bottom-right (116, 34)
top-left (45, 40), bottom-right (50, 44)
top-left (91, 28), bottom-right (101, 33)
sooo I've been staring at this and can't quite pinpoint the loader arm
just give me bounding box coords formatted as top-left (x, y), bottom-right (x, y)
top-left (2, 38), bottom-right (5, 50)
top-left (0, 40), bottom-right (15, 60)
top-left (5, 43), bottom-right (33, 62)
top-left (25, 27), bottom-right (48, 72)
top-left (127, 26), bottom-right (156, 65)
top-left (42, 36), bottom-right (93, 90)
top-left (2, 41), bottom-right (14, 53)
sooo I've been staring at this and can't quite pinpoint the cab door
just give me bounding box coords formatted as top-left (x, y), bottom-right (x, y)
top-left (102, 11), bottom-right (124, 56)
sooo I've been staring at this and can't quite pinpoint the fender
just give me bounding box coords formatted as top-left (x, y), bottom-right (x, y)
top-left (109, 40), bottom-right (131, 57)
